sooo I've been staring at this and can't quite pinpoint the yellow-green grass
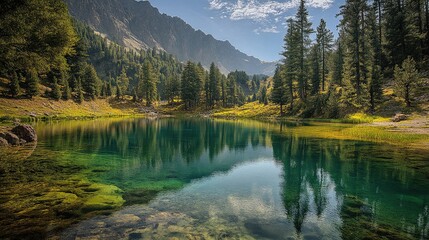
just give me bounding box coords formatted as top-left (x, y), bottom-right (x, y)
top-left (0, 97), bottom-right (142, 122)
top-left (344, 113), bottom-right (390, 123)
top-left (213, 102), bottom-right (280, 119)
top-left (279, 123), bottom-right (428, 150)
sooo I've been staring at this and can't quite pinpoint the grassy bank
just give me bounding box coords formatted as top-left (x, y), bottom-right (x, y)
top-left (0, 97), bottom-right (144, 122)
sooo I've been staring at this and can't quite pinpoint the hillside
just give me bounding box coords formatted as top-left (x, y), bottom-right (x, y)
top-left (63, 0), bottom-right (276, 75)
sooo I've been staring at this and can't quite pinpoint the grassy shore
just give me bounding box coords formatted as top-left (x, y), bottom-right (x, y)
top-left (0, 96), bottom-right (145, 122)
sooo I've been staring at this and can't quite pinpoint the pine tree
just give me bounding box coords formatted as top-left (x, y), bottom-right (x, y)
top-left (295, 0), bottom-right (313, 101)
top-left (316, 19), bottom-right (334, 91)
top-left (100, 82), bottom-right (106, 98)
top-left (283, 18), bottom-right (299, 110)
top-left (332, 38), bottom-right (344, 86)
top-left (368, 3), bottom-right (383, 112)
top-left (139, 60), bottom-right (158, 106)
top-left (310, 44), bottom-right (321, 95)
top-left (208, 63), bottom-right (221, 108)
top-left (226, 75), bottom-right (237, 107)
top-left (106, 78), bottom-right (113, 97)
top-left (339, 0), bottom-right (370, 108)
top-left (26, 69), bottom-right (39, 99)
top-left (132, 88), bottom-right (138, 102)
top-left (271, 66), bottom-right (287, 115)
top-left (181, 61), bottom-right (202, 109)
top-left (51, 77), bottom-right (61, 100)
top-left (394, 57), bottom-right (420, 107)
top-left (116, 68), bottom-right (129, 99)
top-left (116, 83), bottom-right (122, 100)
top-left (259, 85), bottom-right (268, 105)
top-left (76, 78), bottom-right (84, 103)
top-left (9, 72), bottom-right (21, 98)
top-left (82, 64), bottom-right (100, 100)
top-left (62, 78), bottom-right (71, 100)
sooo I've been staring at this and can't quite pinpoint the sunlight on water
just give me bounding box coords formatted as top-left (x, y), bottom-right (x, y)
top-left (0, 118), bottom-right (428, 239)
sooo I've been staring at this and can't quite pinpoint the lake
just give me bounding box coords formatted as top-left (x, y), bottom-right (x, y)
top-left (0, 118), bottom-right (428, 239)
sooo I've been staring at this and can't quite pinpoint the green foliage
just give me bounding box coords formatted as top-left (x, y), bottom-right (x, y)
top-left (62, 79), bottom-right (71, 100)
top-left (165, 74), bottom-right (181, 104)
top-left (82, 64), bottom-right (101, 100)
top-left (9, 72), bottom-right (21, 98)
top-left (76, 78), bottom-right (84, 104)
top-left (295, 0), bottom-right (313, 100)
top-left (106, 79), bottom-right (113, 97)
top-left (26, 69), bottom-right (39, 99)
top-left (0, 0), bottom-right (77, 74)
top-left (270, 66), bottom-right (287, 115)
top-left (116, 84), bottom-right (122, 100)
top-left (51, 77), bottom-right (61, 100)
top-left (181, 62), bottom-right (202, 109)
top-left (394, 57), bottom-right (420, 107)
top-left (116, 69), bottom-right (129, 99)
top-left (138, 60), bottom-right (158, 106)
top-left (316, 19), bottom-right (334, 91)
top-left (259, 85), bottom-right (268, 105)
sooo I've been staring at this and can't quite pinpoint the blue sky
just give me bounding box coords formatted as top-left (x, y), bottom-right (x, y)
top-left (147, 0), bottom-right (344, 62)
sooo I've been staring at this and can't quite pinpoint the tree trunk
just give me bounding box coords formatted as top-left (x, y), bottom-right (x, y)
top-left (280, 104), bottom-right (283, 116)
top-left (406, 84), bottom-right (411, 107)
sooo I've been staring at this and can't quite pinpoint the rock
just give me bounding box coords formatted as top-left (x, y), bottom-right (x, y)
top-left (11, 124), bottom-right (37, 142)
top-left (0, 137), bottom-right (9, 146)
top-left (391, 113), bottom-right (407, 122)
top-left (29, 112), bottom-right (37, 117)
top-left (0, 131), bottom-right (20, 145)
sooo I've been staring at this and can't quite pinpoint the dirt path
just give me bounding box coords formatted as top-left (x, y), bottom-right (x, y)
top-left (366, 113), bottom-right (429, 135)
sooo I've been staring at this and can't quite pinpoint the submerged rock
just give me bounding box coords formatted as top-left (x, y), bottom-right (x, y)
top-left (12, 124), bottom-right (37, 142)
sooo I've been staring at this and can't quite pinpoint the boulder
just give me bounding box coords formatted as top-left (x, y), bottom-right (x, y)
top-left (11, 124), bottom-right (37, 142)
top-left (0, 137), bottom-right (8, 146)
top-left (391, 113), bottom-right (408, 122)
top-left (0, 131), bottom-right (20, 145)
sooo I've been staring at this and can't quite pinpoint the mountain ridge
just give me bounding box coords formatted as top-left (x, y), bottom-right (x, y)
top-left (63, 0), bottom-right (276, 75)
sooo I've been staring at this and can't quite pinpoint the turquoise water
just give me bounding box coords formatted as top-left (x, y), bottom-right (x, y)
top-left (0, 118), bottom-right (428, 239)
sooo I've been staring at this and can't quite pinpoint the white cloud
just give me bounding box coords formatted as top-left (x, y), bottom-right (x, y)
top-left (209, 0), bottom-right (333, 21)
top-left (254, 26), bottom-right (280, 34)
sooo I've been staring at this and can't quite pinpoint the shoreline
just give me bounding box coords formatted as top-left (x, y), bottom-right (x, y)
top-left (1, 98), bottom-right (427, 151)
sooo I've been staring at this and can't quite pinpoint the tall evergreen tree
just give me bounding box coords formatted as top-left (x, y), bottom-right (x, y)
top-left (26, 69), bottom-right (39, 99)
top-left (181, 61), bottom-right (202, 109)
top-left (226, 75), bottom-right (237, 107)
top-left (316, 19), bottom-right (334, 91)
top-left (283, 18), bottom-right (299, 110)
top-left (82, 64), bottom-right (100, 100)
top-left (116, 83), bottom-right (122, 100)
top-left (139, 60), bottom-right (157, 106)
top-left (76, 77), bottom-right (84, 103)
top-left (51, 76), bottom-right (61, 100)
top-left (116, 68), bottom-right (129, 99)
top-left (106, 78), bottom-right (113, 97)
top-left (310, 44), bottom-right (321, 95)
top-left (271, 66), bottom-right (287, 115)
top-left (368, 3), bottom-right (383, 112)
top-left (339, 0), bottom-right (370, 108)
top-left (208, 62), bottom-right (221, 108)
top-left (295, 0), bottom-right (313, 100)
top-left (394, 57), bottom-right (420, 107)
top-left (9, 72), bottom-right (21, 98)
top-left (62, 78), bottom-right (71, 100)
top-left (332, 38), bottom-right (344, 86)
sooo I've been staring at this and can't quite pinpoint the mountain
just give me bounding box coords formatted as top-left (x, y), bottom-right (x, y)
top-left (63, 0), bottom-right (276, 75)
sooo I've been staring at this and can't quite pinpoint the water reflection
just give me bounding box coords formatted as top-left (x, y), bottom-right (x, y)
top-left (0, 118), bottom-right (428, 239)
